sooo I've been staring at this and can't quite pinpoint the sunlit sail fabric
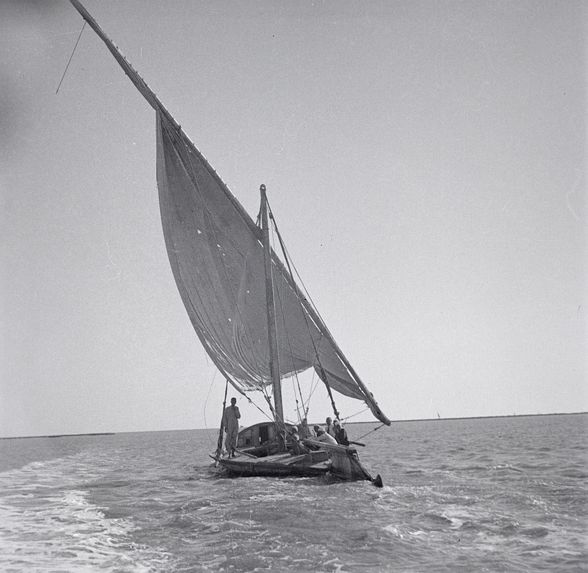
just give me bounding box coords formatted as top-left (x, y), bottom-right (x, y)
top-left (157, 113), bottom-right (364, 400)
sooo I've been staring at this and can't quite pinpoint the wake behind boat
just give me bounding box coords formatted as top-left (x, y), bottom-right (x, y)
top-left (68, 0), bottom-right (390, 486)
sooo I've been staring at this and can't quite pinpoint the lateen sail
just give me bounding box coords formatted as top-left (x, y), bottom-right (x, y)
top-left (69, 0), bottom-right (391, 425)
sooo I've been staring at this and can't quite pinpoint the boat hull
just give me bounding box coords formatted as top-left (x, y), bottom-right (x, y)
top-left (216, 444), bottom-right (375, 482)
top-left (218, 451), bottom-right (330, 478)
top-left (319, 444), bottom-right (374, 482)
top-left (215, 422), bottom-right (379, 483)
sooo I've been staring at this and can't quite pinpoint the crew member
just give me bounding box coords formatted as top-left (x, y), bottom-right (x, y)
top-left (222, 397), bottom-right (241, 457)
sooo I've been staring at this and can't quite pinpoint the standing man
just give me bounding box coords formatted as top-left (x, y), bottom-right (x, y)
top-left (222, 397), bottom-right (241, 458)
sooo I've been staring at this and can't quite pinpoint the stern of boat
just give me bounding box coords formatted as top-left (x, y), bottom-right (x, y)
top-left (304, 439), bottom-right (374, 482)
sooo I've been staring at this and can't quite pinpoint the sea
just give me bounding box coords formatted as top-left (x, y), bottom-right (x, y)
top-left (0, 414), bottom-right (586, 573)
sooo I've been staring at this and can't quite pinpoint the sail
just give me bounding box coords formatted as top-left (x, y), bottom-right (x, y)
top-left (156, 114), bottom-right (359, 397)
top-left (68, 0), bottom-right (391, 425)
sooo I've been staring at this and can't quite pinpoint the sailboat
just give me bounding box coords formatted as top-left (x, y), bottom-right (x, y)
top-left (68, 0), bottom-right (391, 485)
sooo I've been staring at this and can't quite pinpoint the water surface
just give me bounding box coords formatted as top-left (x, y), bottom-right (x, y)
top-left (1, 414), bottom-right (586, 571)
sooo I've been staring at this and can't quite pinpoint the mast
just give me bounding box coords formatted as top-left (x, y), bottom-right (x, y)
top-left (67, 0), bottom-right (391, 426)
top-left (260, 185), bottom-right (285, 429)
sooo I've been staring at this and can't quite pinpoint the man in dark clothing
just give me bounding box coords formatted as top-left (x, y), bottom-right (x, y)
top-left (222, 397), bottom-right (241, 457)
top-left (333, 419), bottom-right (349, 446)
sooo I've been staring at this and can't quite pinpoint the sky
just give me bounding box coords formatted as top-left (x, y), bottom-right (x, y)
top-left (1, 0), bottom-right (585, 438)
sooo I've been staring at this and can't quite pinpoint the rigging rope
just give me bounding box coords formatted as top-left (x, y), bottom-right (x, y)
top-left (56, 21), bottom-right (87, 94)
top-left (266, 203), bottom-right (337, 349)
top-left (341, 407), bottom-right (370, 422)
top-left (267, 200), bottom-right (341, 421)
top-left (222, 372), bottom-right (274, 424)
top-left (269, 224), bottom-right (307, 425)
top-left (355, 423), bottom-right (386, 442)
top-left (202, 369), bottom-right (219, 450)
top-left (215, 379), bottom-right (229, 457)
top-left (307, 369), bottom-right (321, 406)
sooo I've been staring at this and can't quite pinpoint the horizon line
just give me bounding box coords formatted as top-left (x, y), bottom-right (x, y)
top-left (1, 411), bottom-right (586, 440)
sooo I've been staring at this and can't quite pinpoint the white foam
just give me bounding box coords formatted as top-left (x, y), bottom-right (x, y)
top-left (0, 453), bottom-right (174, 572)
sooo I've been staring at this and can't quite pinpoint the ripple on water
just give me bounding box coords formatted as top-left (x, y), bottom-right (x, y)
top-left (1, 416), bottom-right (586, 572)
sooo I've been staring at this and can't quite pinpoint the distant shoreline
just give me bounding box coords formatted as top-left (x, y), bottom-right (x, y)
top-left (1, 411), bottom-right (586, 440)
top-left (0, 432), bottom-right (116, 441)
top-left (382, 411), bottom-right (588, 425)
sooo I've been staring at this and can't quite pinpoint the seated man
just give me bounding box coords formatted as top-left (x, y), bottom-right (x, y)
top-left (314, 427), bottom-right (338, 446)
top-left (289, 432), bottom-right (310, 455)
